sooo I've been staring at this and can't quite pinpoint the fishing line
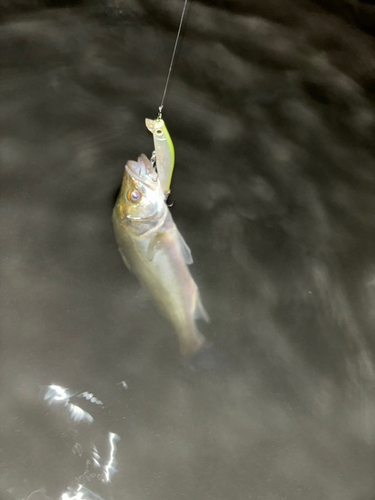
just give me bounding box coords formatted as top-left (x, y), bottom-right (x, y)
top-left (158, 0), bottom-right (189, 118)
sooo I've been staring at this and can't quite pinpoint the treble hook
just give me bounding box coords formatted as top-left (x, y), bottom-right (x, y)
top-left (165, 190), bottom-right (174, 207)
top-left (150, 151), bottom-right (157, 170)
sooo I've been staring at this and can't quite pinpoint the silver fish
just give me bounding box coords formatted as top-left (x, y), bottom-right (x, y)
top-left (112, 154), bottom-right (209, 355)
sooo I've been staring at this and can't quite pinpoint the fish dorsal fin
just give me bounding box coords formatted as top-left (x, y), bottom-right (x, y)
top-left (147, 233), bottom-right (163, 261)
top-left (177, 229), bottom-right (193, 265)
top-left (194, 290), bottom-right (210, 323)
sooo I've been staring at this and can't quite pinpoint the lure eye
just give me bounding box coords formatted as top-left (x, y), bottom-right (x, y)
top-left (127, 189), bottom-right (141, 203)
top-left (156, 129), bottom-right (163, 136)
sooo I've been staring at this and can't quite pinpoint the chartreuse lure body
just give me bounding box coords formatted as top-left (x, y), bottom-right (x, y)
top-left (145, 118), bottom-right (175, 198)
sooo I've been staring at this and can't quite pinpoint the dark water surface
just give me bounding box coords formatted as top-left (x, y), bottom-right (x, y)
top-left (2, 1), bottom-right (375, 499)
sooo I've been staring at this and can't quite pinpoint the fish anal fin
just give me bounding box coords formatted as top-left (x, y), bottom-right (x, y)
top-left (177, 229), bottom-right (193, 265)
top-left (194, 290), bottom-right (210, 323)
top-left (147, 233), bottom-right (164, 261)
top-left (119, 249), bottom-right (132, 273)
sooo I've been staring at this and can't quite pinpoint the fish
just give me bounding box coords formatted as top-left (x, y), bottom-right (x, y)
top-left (145, 117), bottom-right (175, 198)
top-left (112, 154), bottom-right (209, 355)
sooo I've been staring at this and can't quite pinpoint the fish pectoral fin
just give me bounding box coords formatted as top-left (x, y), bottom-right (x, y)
top-left (177, 229), bottom-right (193, 265)
top-left (147, 233), bottom-right (164, 261)
top-left (194, 290), bottom-right (210, 323)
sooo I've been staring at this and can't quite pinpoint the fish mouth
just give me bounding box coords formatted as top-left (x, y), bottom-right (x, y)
top-left (126, 154), bottom-right (158, 188)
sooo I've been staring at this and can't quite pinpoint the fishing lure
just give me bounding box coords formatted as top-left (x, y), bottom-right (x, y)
top-left (145, 117), bottom-right (175, 198)
top-left (144, 0), bottom-right (188, 197)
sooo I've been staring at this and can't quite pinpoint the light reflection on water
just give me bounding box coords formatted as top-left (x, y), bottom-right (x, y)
top-left (61, 485), bottom-right (105, 500)
top-left (41, 385), bottom-right (120, 499)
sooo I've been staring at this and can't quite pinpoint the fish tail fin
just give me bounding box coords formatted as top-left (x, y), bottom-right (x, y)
top-left (177, 288), bottom-right (209, 355)
top-left (177, 323), bottom-right (205, 356)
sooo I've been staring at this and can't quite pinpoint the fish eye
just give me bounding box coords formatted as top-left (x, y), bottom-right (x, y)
top-left (156, 129), bottom-right (163, 135)
top-left (127, 189), bottom-right (141, 203)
